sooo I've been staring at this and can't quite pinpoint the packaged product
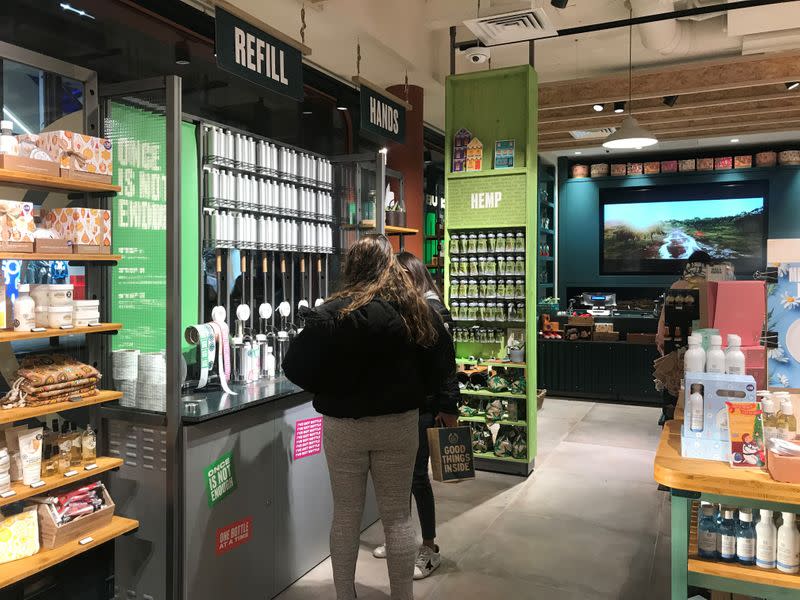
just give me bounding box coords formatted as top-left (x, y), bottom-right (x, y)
top-left (44, 207), bottom-right (112, 253)
top-left (626, 162), bottom-right (643, 175)
top-left (644, 161), bottom-right (660, 175)
top-left (610, 163), bottom-right (626, 176)
top-left (660, 160), bottom-right (678, 173)
top-left (734, 155), bottom-right (753, 169)
top-left (494, 425), bottom-right (515, 457)
top-left (0, 200), bottom-right (35, 252)
top-left (714, 156), bottom-right (733, 170)
top-left (18, 427), bottom-right (43, 485)
top-left (0, 508), bottom-right (40, 565)
top-left (23, 131), bottom-right (112, 182)
top-left (470, 422), bottom-right (493, 454)
top-left (726, 401), bottom-right (765, 468)
top-left (511, 426), bottom-right (527, 459)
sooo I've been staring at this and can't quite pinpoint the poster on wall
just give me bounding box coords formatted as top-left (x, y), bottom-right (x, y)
top-left (494, 139), bottom-right (515, 169)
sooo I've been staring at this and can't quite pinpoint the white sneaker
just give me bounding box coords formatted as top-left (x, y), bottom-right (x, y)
top-left (413, 545), bottom-right (441, 580)
top-left (373, 544), bottom-right (387, 559)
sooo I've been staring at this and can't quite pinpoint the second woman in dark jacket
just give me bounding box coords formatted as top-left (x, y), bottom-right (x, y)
top-left (282, 235), bottom-right (454, 600)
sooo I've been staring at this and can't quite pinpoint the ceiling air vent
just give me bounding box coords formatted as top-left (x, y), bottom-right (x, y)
top-left (463, 8), bottom-right (558, 46)
top-left (569, 127), bottom-right (617, 140)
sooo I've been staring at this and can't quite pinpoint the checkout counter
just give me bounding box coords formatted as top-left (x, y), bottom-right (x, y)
top-left (537, 290), bottom-right (662, 404)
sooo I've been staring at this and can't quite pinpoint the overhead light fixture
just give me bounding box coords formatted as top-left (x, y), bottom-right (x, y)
top-left (336, 104), bottom-right (348, 111)
top-left (379, 147), bottom-right (388, 155)
top-left (786, 82), bottom-right (799, 91)
top-left (593, 103), bottom-right (604, 112)
top-left (730, 138), bottom-right (740, 143)
top-left (302, 110), bottom-right (313, 115)
top-left (603, 10), bottom-right (657, 150)
top-left (59, 3), bottom-right (95, 19)
top-left (175, 41), bottom-right (191, 65)
top-left (662, 95), bottom-right (678, 107)
top-left (613, 101), bottom-right (625, 113)
top-left (551, 0), bottom-right (569, 7)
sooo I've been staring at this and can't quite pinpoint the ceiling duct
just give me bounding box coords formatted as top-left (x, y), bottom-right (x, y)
top-left (569, 127), bottom-right (618, 140)
top-left (463, 8), bottom-right (558, 46)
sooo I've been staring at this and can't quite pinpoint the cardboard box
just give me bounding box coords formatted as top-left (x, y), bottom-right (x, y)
top-left (38, 486), bottom-right (115, 549)
top-left (0, 154), bottom-right (59, 177)
top-left (34, 238), bottom-right (72, 253)
top-left (0, 200), bottom-right (35, 252)
top-left (767, 449), bottom-right (800, 483)
top-left (682, 373), bottom-right (757, 444)
top-left (44, 207), bottom-right (112, 253)
top-left (22, 131), bottom-right (112, 182)
top-left (627, 333), bottom-right (657, 345)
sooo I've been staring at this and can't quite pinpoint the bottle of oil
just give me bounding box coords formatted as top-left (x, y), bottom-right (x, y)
top-left (69, 422), bottom-right (82, 467)
top-left (82, 425), bottom-right (96, 463)
top-left (778, 397), bottom-right (798, 441)
top-left (57, 422), bottom-right (71, 474)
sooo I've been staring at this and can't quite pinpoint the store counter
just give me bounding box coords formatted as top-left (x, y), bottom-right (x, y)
top-left (654, 420), bottom-right (800, 599)
top-left (104, 379), bottom-right (379, 600)
top-left (537, 313), bottom-right (661, 404)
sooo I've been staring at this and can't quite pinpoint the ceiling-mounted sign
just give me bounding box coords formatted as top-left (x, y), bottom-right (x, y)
top-left (356, 77), bottom-right (410, 144)
top-left (214, 6), bottom-right (304, 100)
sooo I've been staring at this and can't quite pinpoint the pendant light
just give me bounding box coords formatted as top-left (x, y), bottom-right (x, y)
top-left (603, 12), bottom-right (657, 149)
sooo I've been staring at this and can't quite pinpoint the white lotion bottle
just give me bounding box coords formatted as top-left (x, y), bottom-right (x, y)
top-left (689, 384), bottom-right (704, 432)
top-left (13, 284), bottom-right (36, 332)
top-left (756, 509), bottom-right (777, 569)
top-left (725, 334), bottom-right (746, 375)
top-left (706, 335), bottom-right (726, 374)
top-left (684, 333), bottom-right (706, 373)
top-left (777, 512), bottom-right (800, 574)
top-left (265, 346), bottom-right (276, 379)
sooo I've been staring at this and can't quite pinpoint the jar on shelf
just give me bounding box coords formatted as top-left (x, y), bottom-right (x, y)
top-left (516, 301), bottom-right (526, 322)
top-left (469, 257), bottom-right (479, 276)
top-left (467, 278), bottom-right (479, 298)
top-left (507, 302), bottom-right (519, 322)
top-left (478, 256), bottom-right (487, 275)
top-left (450, 258), bottom-right (459, 277)
top-left (496, 279), bottom-right (507, 299)
top-left (506, 256), bottom-right (516, 276)
top-left (495, 232), bottom-right (506, 253)
top-left (487, 232), bottom-right (496, 253)
top-left (466, 302), bottom-right (478, 321)
top-left (459, 258), bottom-right (469, 276)
top-left (450, 278), bottom-right (461, 298)
top-left (515, 256), bottom-right (525, 275)
top-left (515, 279), bottom-right (525, 299)
top-left (451, 301), bottom-right (461, 320)
top-left (477, 302), bottom-right (487, 321)
top-left (485, 256), bottom-right (497, 276)
top-left (450, 234), bottom-right (461, 255)
top-left (478, 279), bottom-right (488, 298)
top-left (515, 232), bottom-right (525, 253)
top-left (505, 279), bottom-right (515, 299)
top-left (486, 278), bottom-right (497, 298)
top-left (494, 302), bottom-right (505, 322)
top-left (486, 302), bottom-right (496, 322)
top-left (467, 233), bottom-right (478, 254)
top-left (477, 233), bottom-right (488, 253)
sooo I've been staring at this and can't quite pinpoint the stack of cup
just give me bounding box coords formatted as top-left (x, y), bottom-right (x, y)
top-left (113, 349), bottom-right (140, 408)
top-left (136, 352), bottom-right (167, 412)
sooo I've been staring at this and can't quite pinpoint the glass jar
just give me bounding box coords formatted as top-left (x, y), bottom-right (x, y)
top-left (486, 302), bottom-right (496, 322)
top-left (505, 279), bottom-right (516, 299)
top-left (468, 257), bottom-right (478, 276)
top-left (478, 256), bottom-right (487, 275)
top-left (451, 301), bottom-right (461, 320)
top-left (467, 278), bottom-right (479, 298)
top-left (465, 302), bottom-right (476, 321)
top-left (515, 256), bottom-right (525, 275)
top-left (467, 233), bottom-right (478, 254)
top-left (477, 302), bottom-right (487, 321)
top-left (515, 232), bottom-right (525, 253)
top-left (516, 301), bottom-right (525, 322)
top-left (459, 258), bottom-right (469, 275)
top-left (477, 233), bottom-right (488, 253)
top-left (485, 256), bottom-right (496, 276)
top-left (487, 232), bottom-right (496, 253)
top-left (478, 279), bottom-right (488, 298)
top-left (496, 279), bottom-right (507, 299)
top-left (515, 279), bottom-right (525, 299)
top-left (507, 302), bottom-right (518, 322)
top-left (506, 256), bottom-right (516, 276)
top-left (495, 232), bottom-right (506, 253)
top-left (450, 258), bottom-right (459, 277)
top-left (450, 234), bottom-right (460, 255)
top-left (486, 278), bottom-right (497, 298)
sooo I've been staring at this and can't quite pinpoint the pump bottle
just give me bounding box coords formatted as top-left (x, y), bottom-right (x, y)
top-left (778, 397), bottom-right (797, 441)
top-left (756, 509), bottom-right (777, 569)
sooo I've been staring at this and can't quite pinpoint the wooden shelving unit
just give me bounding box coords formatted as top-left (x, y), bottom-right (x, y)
top-left (0, 252), bottom-right (121, 262)
top-left (0, 323), bottom-right (121, 343)
top-left (384, 225), bottom-right (418, 235)
top-left (0, 390), bottom-right (123, 426)
top-left (0, 516), bottom-right (138, 588)
top-left (0, 457), bottom-right (123, 508)
top-left (0, 169), bottom-right (121, 194)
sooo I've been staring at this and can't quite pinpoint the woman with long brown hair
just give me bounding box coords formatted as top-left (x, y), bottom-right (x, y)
top-left (283, 235), bottom-right (455, 600)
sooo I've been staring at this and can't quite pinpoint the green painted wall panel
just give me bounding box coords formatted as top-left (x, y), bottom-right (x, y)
top-left (181, 121), bottom-right (200, 359)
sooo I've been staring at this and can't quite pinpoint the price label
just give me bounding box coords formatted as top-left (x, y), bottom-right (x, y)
top-left (59, 325), bottom-right (75, 330)
top-left (64, 470), bottom-right (78, 477)
top-left (31, 327), bottom-right (47, 332)
top-left (0, 490), bottom-right (16, 498)
top-left (84, 463), bottom-right (98, 471)
top-left (79, 536), bottom-right (94, 545)
top-left (30, 481), bottom-right (45, 488)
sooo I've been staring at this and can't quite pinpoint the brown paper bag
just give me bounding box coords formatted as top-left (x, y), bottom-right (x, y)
top-left (427, 426), bottom-right (475, 483)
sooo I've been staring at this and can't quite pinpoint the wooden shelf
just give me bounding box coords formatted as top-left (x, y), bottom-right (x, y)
top-left (0, 323), bottom-right (121, 343)
top-left (0, 169), bottom-right (120, 194)
top-left (0, 457), bottom-right (123, 509)
top-left (0, 390), bottom-right (123, 426)
top-left (459, 415), bottom-right (527, 427)
top-left (460, 389), bottom-right (526, 400)
top-left (687, 557), bottom-right (800, 590)
top-left (385, 225), bottom-right (418, 235)
top-left (0, 515), bottom-right (138, 588)
top-left (0, 252), bottom-right (121, 262)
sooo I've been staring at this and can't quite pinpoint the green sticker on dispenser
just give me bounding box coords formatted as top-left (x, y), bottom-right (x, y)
top-left (205, 451), bottom-right (236, 507)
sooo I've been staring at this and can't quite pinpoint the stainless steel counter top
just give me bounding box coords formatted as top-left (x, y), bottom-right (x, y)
top-left (181, 377), bottom-right (306, 423)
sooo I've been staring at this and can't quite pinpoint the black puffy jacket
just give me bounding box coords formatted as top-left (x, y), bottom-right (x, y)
top-left (423, 292), bottom-right (460, 416)
top-left (282, 296), bottom-right (455, 419)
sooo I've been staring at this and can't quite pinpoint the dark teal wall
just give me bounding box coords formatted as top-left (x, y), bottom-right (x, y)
top-left (556, 160), bottom-right (800, 302)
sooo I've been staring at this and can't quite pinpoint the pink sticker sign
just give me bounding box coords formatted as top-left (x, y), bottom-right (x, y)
top-left (293, 417), bottom-right (323, 460)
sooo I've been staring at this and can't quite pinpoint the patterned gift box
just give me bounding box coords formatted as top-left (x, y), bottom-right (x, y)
top-left (644, 161), bottom-right (660, 175)
top-left (27, 130), bottom-right (112, 182)
top-left (714, 156), bottom-right (733, 170)
top-left (44, 207), bottom-right (112, 254)
top-left (610, 163), bottom-right (626, 176)
top-left (626, 162), bottom-right (643, 175)
top-left (660, 160), bottom-right (678, 173)
top-left (678, 159), bottom-right (696, 172)
top-left (0, 200), bottom-right (35, 252)
top-left (734, 155), bottom-right (753, 169)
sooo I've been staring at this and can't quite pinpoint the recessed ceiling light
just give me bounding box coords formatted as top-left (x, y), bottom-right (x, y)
top-left (336, 104), bottom-right (348, 111)
top-left (175, 41), bottom-right (191, 65)
top-left (613, 101), bottom-right (625, 114)
top-left (302, 110), bottom-right (313, 115)
top-left (730, 138), bottom-right (740, 143)
top-left (574, 151), bottom-right (582, 155)
top-left (786, 82), bottom-right (799, 91)
top-left (593, 103), bottom-right (604, 112)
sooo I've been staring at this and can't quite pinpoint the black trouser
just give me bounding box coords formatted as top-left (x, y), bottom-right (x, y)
top-left (412, 411), bottom-right (436, 541)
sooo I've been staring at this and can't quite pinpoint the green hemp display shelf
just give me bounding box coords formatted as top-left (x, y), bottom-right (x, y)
top-left (655, 420), bottom-right (800, 599)
top-left (444, 65), bottom-right (538, 476)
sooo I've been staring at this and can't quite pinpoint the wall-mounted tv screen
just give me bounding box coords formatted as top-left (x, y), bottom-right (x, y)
top-left (600, 182), bottom-right (767, 275)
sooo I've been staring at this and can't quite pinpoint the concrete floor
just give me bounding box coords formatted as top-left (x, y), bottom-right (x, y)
top-left (276, 399), bottom-right (670, 600)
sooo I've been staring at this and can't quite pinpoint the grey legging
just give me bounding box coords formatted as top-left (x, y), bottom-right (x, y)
top-left (323, 410), bottom-right (419, 600)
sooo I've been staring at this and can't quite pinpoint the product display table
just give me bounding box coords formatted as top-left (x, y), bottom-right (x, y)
top-left (654, 420), bottom-right (800, 599)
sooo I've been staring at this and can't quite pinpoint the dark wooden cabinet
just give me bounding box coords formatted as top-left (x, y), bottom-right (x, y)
top-left (537, 340), bottom-right (661, 404)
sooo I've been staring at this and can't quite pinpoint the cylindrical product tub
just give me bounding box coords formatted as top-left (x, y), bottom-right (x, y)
top-left (29, 284), bottom-right (50, 309)
top-left (73, 299), bottom-right (100, 321)
top-left (74, 311), bottom-right (100, 326)
top-left (47, 284), bottom-right (74, 306)
top-left (34, 306), bottom-right (48, 328)
top-left (590, 163), bottom-right (609, 177)
top-left (47, 305), bottom-right (73, 328)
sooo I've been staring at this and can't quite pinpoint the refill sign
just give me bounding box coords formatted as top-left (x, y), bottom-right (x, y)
top-left (205, 452), bottom-right (237, 507)
top-left (360, 86), bottom-right (406, 144)
top-left (214, 7), bottom-right (303, 100)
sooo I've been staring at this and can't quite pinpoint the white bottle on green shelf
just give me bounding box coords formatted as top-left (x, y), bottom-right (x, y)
top-left (777, 512), bottom-right (800, 574)
top-left (756, 509), bottom-right (777, 569)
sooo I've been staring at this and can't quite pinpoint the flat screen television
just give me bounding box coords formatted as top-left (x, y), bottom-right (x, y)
top-left (600, 182), bottom-right (767, 275)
